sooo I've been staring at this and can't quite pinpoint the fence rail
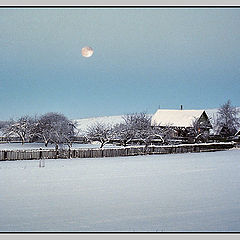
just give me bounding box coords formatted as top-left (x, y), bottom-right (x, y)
top-left (0, 142), bottom-right (236, 161)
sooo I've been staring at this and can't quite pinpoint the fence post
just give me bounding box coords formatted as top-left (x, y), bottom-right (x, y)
top-left (39, 148), bottom-right (42, 159)
top-left (4, 151), bottom-right (7, 160)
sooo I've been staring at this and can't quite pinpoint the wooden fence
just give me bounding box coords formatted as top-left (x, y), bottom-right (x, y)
top-left (0, 142), bottom-right (236, 161)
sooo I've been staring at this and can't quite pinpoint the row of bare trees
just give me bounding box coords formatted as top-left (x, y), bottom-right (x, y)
top-left (0, 111), bottom-right (189, 149)
top-left (0, 100), bottom-right (239, 149)
top-left (1, 112), bottom-right (75, 148)
top-left (86, 112), bottom-right (173, 148)
top-left (86, 100), bottom-right (240, 148)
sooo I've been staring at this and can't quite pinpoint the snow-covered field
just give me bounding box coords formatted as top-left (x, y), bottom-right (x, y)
top-left (1, 149), bottom-right (240, 232)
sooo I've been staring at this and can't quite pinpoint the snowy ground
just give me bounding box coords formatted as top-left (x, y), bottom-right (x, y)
top-left (0, 149), bottom-right (240, 232)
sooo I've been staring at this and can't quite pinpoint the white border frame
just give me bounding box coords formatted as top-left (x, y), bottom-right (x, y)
top-left (0, 1), bottom-right (239, 239)
top-left (0, 0), bottom-right (240, 6)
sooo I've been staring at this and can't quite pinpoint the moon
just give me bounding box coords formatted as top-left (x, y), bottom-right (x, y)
top-left (81, 46), bottom-right (94, 58)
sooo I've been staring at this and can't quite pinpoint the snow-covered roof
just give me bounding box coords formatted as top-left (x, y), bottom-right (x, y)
top-left (151, 109), bottom-right (206, 128)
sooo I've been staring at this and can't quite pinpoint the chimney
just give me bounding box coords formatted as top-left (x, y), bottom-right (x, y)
top-left (180, 105), bottom-right (183, 110)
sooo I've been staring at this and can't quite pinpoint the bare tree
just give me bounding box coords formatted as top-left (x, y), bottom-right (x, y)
top-left (190, 117), bottom-right (209, 143)
top-left (159, 125), bottom-right (177, 144)
top-left (0, 121), bottom-right (8, 130)
top-left (86, 122), bottom-right (113, 148)
top-left (122, 112), bottom-right (151, 132)
top-left (215, 100), bottom-right (240, 136)
top-left (34, 112), bottom-right (76, 148)
top-left (51, 117), bottom-right (76, 150)
top-left (113, 123), bottom-right (136, 146)
top-left (34, 114), bottom-right (53, 147)
top-left (3, 116), bottom-right (36, 144)
top-left (114, 112), bottom-right (160, 148)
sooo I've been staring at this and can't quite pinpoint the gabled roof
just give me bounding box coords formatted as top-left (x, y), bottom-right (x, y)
top-left (151, 109), bottom-right (207, 128)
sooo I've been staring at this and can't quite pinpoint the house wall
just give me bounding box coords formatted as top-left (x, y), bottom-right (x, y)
top-left (198, 112), bottom-right (212, 129)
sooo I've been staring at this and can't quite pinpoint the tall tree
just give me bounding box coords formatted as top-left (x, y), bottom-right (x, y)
top-left (216, 100), bottom-right (240, 136)
top-left (34, 112), bottom-right (76, 148)
top-left (114, 112), bottom-right (162, 147)
top-left (113, 122), bottom-right (136, 146)
top-left (86, 122), bottom-right (114, 148)
top-left (190, 117), bottom-right (209, 143)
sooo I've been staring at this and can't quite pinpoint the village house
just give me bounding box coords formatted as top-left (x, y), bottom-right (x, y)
top-left (151, 108), bottom-right (212, 139)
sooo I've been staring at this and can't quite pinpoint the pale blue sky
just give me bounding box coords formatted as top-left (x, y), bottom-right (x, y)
top-left (0, 8), bottom-right (239, 120)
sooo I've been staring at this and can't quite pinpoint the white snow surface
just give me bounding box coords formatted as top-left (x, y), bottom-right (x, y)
top-left (1, 149), bottom-right (240, 232)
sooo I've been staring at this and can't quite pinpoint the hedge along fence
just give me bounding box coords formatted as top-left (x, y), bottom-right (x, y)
top-left (0, 142), bottom-right (236, 161)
